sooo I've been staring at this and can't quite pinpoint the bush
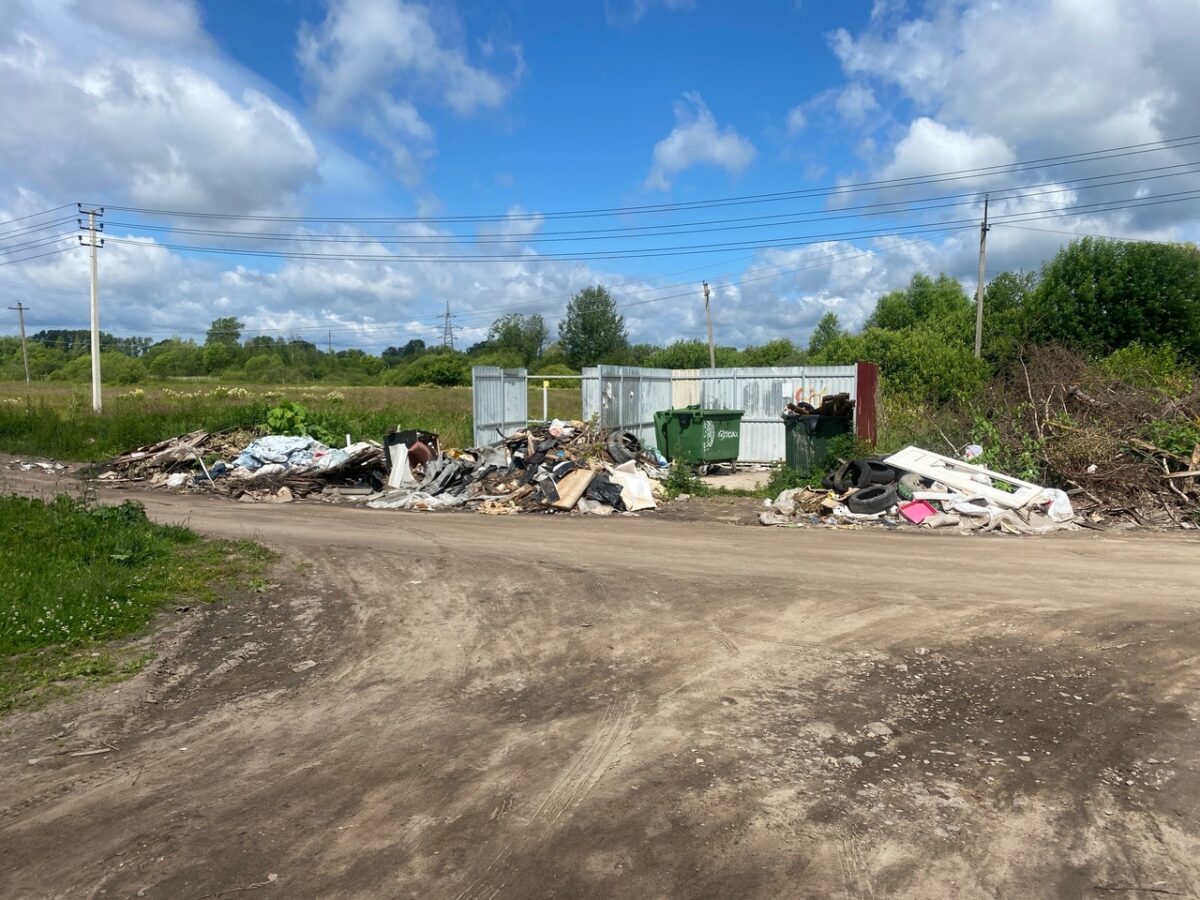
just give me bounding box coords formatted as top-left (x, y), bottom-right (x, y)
top-left (396, 352), bottom-right (469, 387)
top-left (1099, 343), bottom-right (1194, 396)
top-left (51, 352), bottom-right (146, 384)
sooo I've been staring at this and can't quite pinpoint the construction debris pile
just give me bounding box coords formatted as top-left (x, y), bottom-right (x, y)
top-left (367, 420), bottom-right (663, 515)
top-left (760, 446), bottom-right (1082, 535)
top-left (91, 421), bottom-right (665, 515)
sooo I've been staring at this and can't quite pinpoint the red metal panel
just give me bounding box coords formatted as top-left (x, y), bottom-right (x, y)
top-left (854, 360), bottom-right (879, 446)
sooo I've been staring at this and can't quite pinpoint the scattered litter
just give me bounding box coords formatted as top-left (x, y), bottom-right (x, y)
top-left (92, 418), bottom-right (665, 518)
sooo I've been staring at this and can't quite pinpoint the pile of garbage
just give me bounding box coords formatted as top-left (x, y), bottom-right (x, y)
top-left (760, 445), bottom-right (1080, 535)
top-left (367, 419), bottom-right (664, 515)
top-left (91, 420), bottom-right (666, 515)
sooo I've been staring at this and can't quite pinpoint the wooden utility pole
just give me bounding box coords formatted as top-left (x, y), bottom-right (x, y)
top-left (7, 301), bottom-right (30, 384)
top-left (973, 193), bottom-right (990, 359)
top-left (703, 281), bottom-right (715, 368)
top-left (79, 206), bottom-right (104, 412)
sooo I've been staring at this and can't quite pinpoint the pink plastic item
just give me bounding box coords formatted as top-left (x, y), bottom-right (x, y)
top-left (898, 499), bottom-right (939, 524)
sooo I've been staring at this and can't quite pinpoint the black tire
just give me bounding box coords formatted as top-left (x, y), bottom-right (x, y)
top-left (821, 470), bottom-right (837, 491)
top-left (846, 483), bottom-right (899, 514)
top-left (606, 430), bottom-right (640, 464)
top-left (854, 458), bottom-right (900, 487)
top-left (831, 460), bottom-right (856, 493)
top-left (898, 472), bottom-right (924, 492)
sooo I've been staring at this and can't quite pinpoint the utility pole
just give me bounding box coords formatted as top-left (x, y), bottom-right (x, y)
top-left (702, 281), bottom-right (715, 368)
top-left (78, 205), bottom-right (104, 412)
top-left (328, 329), bottom-right (333, 355)
top-left (973, 193), bottom-right (990, 360)
top-left (7, 301), bottom-right (30, 384)
top-left (441, 301), bottom-right (456, 350)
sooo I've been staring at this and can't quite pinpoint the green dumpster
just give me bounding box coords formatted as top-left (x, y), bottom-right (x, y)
top-left (783, 414), bottom-right (851, 473)
top-left (654, 405), bottom-right (744, 464)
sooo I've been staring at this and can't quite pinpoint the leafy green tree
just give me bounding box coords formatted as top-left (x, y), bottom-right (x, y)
top-left (867, 273), bottom-right (973, 340)
top-left (806, 312), bottom-right (846, 354)
top-left (741, 338), bottom-right (798, 366)
top-left (558, 285), bottom-right (628, 368)
top-left (1030, 238), bottom-right (1200, 361)
top-left (487, 313), bottom-right (549, 366)
top-left (980, 270), bottom-right (1037, 364)
top-left (205, 317), bottom-right (245, 346)
top-left (645, 340), bottom-right (739, 368)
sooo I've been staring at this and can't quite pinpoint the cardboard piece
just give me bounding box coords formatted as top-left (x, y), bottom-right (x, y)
top-left (549, 468), bottom-right (596, 510)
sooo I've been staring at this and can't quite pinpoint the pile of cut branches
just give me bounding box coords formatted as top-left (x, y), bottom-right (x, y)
top-left (987, 345), bottom-right (1200, 526)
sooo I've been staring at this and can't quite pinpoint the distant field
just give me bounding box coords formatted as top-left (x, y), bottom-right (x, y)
top-left (0, 381), bottom-right (584, 461)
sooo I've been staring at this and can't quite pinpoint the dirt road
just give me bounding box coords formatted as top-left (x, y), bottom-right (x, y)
top-left (2, 479), bottom-right (1200, 898)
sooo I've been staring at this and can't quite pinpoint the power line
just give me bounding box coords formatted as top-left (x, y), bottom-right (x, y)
top-left (97, 188), bottom-right (1200, 263)
top-left (98, 160), bottom-right (1200, 248)
top-left (0, 204), bottom-right (76, 229)
top-left (0, 244), bottom-right (78, 267)
top-left (991, 222), bottom-right (1191, 245)
top-left (89, 133), bottom-right (1200, 225)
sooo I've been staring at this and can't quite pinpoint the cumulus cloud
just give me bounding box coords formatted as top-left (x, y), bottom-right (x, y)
top-left (298, 0), bottom-right (520, 185)
top-left (0, 0), bottom-right (319, 214)
top-left (879, 118), bottom-right (1015, 181)
top-left (645, 93), bottom-right (757, 191)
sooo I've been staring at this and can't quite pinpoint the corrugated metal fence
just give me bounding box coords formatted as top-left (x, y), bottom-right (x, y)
top-left (473, 364), bottom-right (860, 462)
top-left (471, 367), bottom-right (528, 448)
top-left (668, 367), bottom-right (857, 463)
top-left (595, 366), bottom-right (673, 450)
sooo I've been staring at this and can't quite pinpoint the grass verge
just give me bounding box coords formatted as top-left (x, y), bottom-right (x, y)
top-left (0, 383), bottom-right (584, 461)
top-left (0, 493), bottom-right (273, 712)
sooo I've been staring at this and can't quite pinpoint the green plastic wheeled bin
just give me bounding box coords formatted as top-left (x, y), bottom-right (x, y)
top-left (654, 405), bottom-right (744, 464)
top-left (783, 414), bottom-right (851, 473)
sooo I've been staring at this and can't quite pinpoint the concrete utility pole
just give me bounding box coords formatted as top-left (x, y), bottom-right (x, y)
top-left (79, 206), bottom-right (104, 412)
top-left (973, 193), bottom-right (990, 360)
top-left (7, 301), bottom-right (30, 384)
top-left (703, 281), bottom-right (715, 368)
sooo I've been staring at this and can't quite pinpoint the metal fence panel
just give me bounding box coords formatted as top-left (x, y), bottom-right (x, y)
top-left (474, 364), bottom-right (857, 460)
top-left (581, 367), bottom-right (600, 424)
top-left (692, 366), bottom-right (857, 462)
top-left (471, 366), bottom-right (528, 447)
top-left (597, 365), bottom-right (672, 449)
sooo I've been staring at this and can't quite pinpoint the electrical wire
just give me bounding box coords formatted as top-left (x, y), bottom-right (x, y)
top-left (99, 188), bottom-right (1200, 263)
top-left (99, 160), bottom-right (1200, 247)
top-left (88, 134), bottom-right (1200, 224)
top-left (0, 204), bottom-right (76, 229)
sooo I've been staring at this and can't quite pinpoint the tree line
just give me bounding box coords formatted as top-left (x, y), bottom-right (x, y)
top-left (2, 237), bottom-right (1198, 395)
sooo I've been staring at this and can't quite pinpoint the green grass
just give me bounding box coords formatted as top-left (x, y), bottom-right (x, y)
top-left (0, 382), bottom-right (583, 461)
top-left (0, 493), bottom-right (272, 712)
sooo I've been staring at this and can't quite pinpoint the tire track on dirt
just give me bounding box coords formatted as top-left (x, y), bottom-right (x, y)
top-left (453, 693), bottom-right (639, 900)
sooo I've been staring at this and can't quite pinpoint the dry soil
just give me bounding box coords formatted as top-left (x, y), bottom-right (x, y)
top-left (2, 471), bottom-right (1199, 899)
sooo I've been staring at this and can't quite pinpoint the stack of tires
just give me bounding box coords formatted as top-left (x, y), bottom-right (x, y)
top-left (821, 458), bottom-right (907, 514)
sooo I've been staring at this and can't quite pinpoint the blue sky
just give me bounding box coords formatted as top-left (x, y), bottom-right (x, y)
top-left (2, 0), bottom-right (1199, 351)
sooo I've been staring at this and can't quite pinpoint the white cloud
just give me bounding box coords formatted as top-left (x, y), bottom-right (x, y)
top-left (785, 105), bottom-right (807, 135)
top-left (645, 93), bottom-right (757, 191)
top-left (298, 0), bottom-right (520, 184)
top-left (605, 0), bottom-right (696, 26)
top-left (879, 117), bottom-right (1015, 181)
top-left (0, 0), bottom-right (319, 214)
top-left (834, 83), bottom-right (878, 123)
